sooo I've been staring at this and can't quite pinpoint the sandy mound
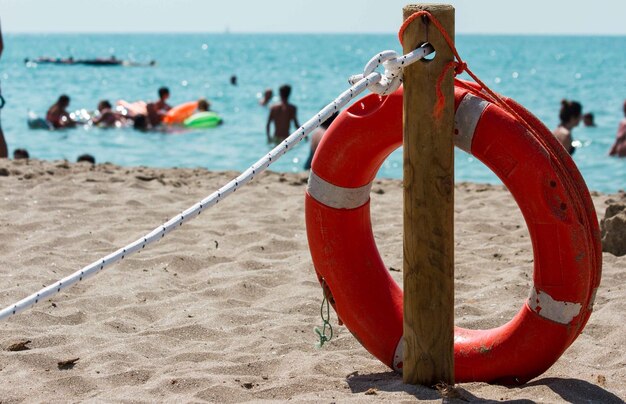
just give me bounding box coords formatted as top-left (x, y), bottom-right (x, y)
top-left (601, 192), bottom-right (626, 256)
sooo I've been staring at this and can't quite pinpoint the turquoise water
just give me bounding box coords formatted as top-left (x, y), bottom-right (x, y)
top-left (1, 34), bottom-right (624, 192)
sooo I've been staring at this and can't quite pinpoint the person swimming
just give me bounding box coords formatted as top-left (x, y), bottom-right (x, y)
top-left (609, 100), bottom-right (626, 157)
top-left (13, 148), bottom-right (29, 160)
top-left (197, 98), bottom-right (210, 112)
top-left (92, 100), bottom-right (125, 127)
top-left (25, 56), bottom-right (155, 67)
top-left (77, 153), bottom-right (96, 164)
top-left (266, 84), bottom-right (300, 143)
top-left (582, 112), bottom-right (596, 127)
top-left (146, 87), bottom-right (172, 127)
top-left (553, 99), bottom-right (582, 155)
top-left (46, 95), bottom-right (77, 129)
top-left (133, 114), bottom-right (149, 132)
top-left (259, 88), bottom-right (273, 106)
top-left (80, 56), bottom-right (121, 66)
top-left (304, 111), bottom-right (339, 170)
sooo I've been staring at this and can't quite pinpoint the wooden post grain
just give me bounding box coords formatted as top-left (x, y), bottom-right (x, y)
top-left (402, 4), bottom-right (455, 386)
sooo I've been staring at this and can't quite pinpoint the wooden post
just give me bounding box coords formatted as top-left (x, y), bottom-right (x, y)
top-left (402, 4), bottom-right (455, 386)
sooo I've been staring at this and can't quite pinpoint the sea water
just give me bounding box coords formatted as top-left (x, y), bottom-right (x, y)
top-left (0, 34), bottom-right (624, 193)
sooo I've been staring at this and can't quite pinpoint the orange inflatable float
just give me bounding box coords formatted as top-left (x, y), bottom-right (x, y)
top-left (162, 101), bottom-right (198, 125)
top-left (305, 79), bottom-right (602, 384)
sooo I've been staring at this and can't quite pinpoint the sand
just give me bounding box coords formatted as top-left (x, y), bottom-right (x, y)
top-left (0, 159), bottom-right (624, 403)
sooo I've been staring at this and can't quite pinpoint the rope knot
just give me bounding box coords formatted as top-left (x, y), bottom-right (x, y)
top-left (454, 61), bottom-right (467, 75)
top-left (348, 50), bottom-right (403, 96)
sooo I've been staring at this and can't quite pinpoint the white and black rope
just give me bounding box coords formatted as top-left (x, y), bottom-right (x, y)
top-left (0, 44), bottom-right (434, 321)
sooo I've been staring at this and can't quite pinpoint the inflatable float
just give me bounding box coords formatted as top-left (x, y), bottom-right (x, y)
top-left (162, 101), bottom-right (198, 125)
top-left (26, 109), bottom-right (92, 130)
top-left (27, 111), bottom-right (52, 130)
top-left (116, 100), bottom-right (148, 117)
top-left (183, 111), bottom-right (222, 128)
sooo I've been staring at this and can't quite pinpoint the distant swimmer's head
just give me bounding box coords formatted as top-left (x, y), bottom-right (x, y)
top-left (149, 60), bottom-right (156, 66)
top-left (559, 99), bottom-right (582, 127)
top-left (158, 87), bottom-right (170, 101)
top-left (13, 148), bottom-right (30, 160)
top-left (197, 98), bottom-right (210, 112)
top-left (97, 100), bottom-right (112, 112)
top-left (230, 75), bottom-right (237, 86)
top-left (279, 84), bottom-right (291, 101)
top-left (133, 114), bottom-right (148, 131)
top-left (77, 154), bottom-right (96, 164)
top-left (58, 95), bottom-right (71, 108)
top-left (582, 112), bottom-right (595, 127)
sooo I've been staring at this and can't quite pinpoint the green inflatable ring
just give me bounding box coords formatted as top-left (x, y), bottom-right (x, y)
top-left (184, 111), bottom-right (222, 128)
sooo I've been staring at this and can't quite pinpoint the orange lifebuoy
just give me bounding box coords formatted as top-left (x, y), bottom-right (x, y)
top-left (305, 79), bottom-right (602, 384)
top-left (163, 101), bottom-right (198, 125)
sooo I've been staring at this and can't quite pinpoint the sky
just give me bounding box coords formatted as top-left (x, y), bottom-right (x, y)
top-left (1, 0), bottom-right (626, 35)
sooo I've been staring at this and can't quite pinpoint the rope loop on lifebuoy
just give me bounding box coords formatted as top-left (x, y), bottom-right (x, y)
top-left (362, 50), bottom-right (403, 96)
top-left (348, 44), bottom-right (435, 96)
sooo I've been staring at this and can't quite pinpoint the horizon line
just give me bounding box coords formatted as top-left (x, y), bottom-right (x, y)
top-left (4, 30), bottom-right (626, 37)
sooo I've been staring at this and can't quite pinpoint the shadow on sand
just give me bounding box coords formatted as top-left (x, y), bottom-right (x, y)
top-left (346, 371), bottom-right (622, 403)
top-left (524, 377), bottom-right (623, 403)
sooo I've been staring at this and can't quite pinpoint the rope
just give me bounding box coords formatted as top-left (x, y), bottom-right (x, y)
top-left (401, 10), bottom-right (599, 291)
top-left (314, 280), bottom-right (333, 348)
top-left (347, 43), bottom-right (434, 95)
top-left (399, 10), bottom-right (535, 139)
top-left (0, 45), bottom-right (435, 322)
top-left (400, 11), bottom-right (592, 232)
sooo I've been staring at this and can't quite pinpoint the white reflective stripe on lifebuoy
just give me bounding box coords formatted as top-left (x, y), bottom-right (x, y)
top-left (307, 171), bottom-right (372, 209)
top-left (454, 93), bottom-right (489, 154)
top-left (588, 287), bottom-right (598, 311)
top-left (527, 288), bottom-right (582, 325)
top-left (393, 337), bottom-right (403, 371)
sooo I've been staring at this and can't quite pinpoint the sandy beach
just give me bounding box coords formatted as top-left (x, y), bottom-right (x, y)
top-left (0, 158), bottom-right (624, 403)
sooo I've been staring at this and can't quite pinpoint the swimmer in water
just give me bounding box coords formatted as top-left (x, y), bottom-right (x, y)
top-left (259, 88), bottom-right (273, 106)
top-left (266, 84), bottom-right (300, 143)
top-left (552, 99), bottom-right (582, 155)
top-left (147, 87), bottom-right (172, 127)
top-left (46, 95), bottom-right (77, 129)
top-left (92, 100), bottom-right (124, 127)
